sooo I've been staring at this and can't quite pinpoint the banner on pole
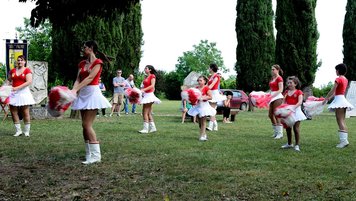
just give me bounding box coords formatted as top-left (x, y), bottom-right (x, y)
top-left (5, 39), bottom-right (28, 77)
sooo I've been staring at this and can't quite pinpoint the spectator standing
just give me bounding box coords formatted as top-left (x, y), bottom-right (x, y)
top-left (110, 69), bottom-right (125, 116)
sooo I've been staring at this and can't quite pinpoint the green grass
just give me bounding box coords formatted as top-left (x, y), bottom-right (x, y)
top-left (0, 100), bottom-right (355, 200)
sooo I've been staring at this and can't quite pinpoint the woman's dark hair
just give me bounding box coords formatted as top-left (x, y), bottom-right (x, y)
top-left (272, 64), bottom-right (283, 76)
top-left (17, 55), bottom-right (27, 67)
top-left (146, 65), bottom-right (157, 75)
top-left (335, 63), bottom-right (347, 75)
top-left (223, 91), bottom-right (233, 96)
top-left (209, 63), bottom-right (218, 72)
top-left (197, 75), bottom-right (208, 84)
top-left (84, 40), bottom-right (112, 63)
top-left (287, 76), bottom-right (301, 89)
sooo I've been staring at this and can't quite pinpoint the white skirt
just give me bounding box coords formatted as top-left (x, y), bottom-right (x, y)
top-left (328, 95), bottom-right (354, 112)
top-left (188, 101), bottom-right (217, 118)
top-left (140, 92), bottom-right (161, 104)
top-left (9, 86), bottom-right (36, 106)
top-left (292, 106), bottom-right (307, 122)
top-left (71, 85), bottom-right (111, 110)
top-left (269, 92), bottom-right (284, 104)
top-left (209, 89), bottom-right (226, 103)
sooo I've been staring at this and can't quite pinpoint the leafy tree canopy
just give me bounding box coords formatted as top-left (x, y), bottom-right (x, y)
top-left (16, 18), bottom-right (52, 62)
top-left (19, 0), bottom-right (139, 27)
top-left (175, 40), bottom-right (227, 82)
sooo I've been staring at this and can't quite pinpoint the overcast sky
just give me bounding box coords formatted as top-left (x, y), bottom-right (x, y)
top-left (0, 0), bottom-right (348, 88)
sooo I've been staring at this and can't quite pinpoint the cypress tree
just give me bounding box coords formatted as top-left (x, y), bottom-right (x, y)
top-left (343, 0), bottom-right (356, 81)
top-left (275, 0), bottom-right (319, 89)
top-left (236, 0), bottom-right (275, 92)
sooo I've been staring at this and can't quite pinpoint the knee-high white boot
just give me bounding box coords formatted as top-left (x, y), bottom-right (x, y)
top-left (213, 120), bottom-right (218, 131)
top-left (23, 124), bottom-right (31, 137)
top-left (149, 122), bottom-right (157, 133)
top-left (139, 122), bottom-right (149, 133)
top-left (82, 143), bottom-right (101, 164)
top-left (83, 142), bottom-right (91, 162)
top-left (272, 125), bottom-right (277, 138)
top-left (206, 121), bottom-right (213, 131)
top-left (336, 131), bottom-right (349, 148)
top-left (274, 125), bottom-right (283, 139)
top-left (13, 123), bottom-right (22, 137)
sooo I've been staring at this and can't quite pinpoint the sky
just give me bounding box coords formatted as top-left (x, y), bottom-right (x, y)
top-left (0, 0), bottom-right (348, 88)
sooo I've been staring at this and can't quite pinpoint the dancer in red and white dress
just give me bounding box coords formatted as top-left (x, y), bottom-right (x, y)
top-left (188, 76), bottom-right (216, 141)
top-left (206, 63), bottom-right (226, 131)
top-left (281, 76), bottom-right (306, 152)
top-left (269, 64), bottom-right (284, 139)
top-left (138, 65), bottom-right (161, 134)
top-left (71, 40), bottom-right (112, 164)
top-left (7, 55), bottom-right (36, 137)
top-left (323, 63), bottom-right (354, 148)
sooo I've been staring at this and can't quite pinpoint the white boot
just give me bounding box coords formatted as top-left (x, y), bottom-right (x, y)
top-left (271, 125), bottom-right (277, 138)
top-left (149, 122), bottom-right (157, 133)
top-left (274, 125), bottom-right (283, 139)
top-left (206, 121), bottom-right (213, 131)
top-left (139, 122), bottom-right (149, 133)
top-left (24, 124), bottom-right (31, 137)
top-left (84, 142), bottom-right (91, 162)
top-left (82, 143), bottom-right (101, 164)
top-left (213, 120), bottom-right (218, 131)
top-left (336, 131), bottom-right (349, 148)
top-left (13, 123), bottom-right (22, 137)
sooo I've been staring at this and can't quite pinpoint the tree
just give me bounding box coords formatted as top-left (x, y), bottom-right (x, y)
top-left (235, 0), bottom-right (275, 92)
top-left (275, 0), bottom-right (320, 89)
top-left (16, 18), bottom-right (52, 62)
top-left (343, 0), bottom-right (356, 81)
top-left (175, 40), bottom-right (227, 82)
top-left (164, 71), bottom-right (183, 100)
top-left (19, 0), bottom-right (143, 91)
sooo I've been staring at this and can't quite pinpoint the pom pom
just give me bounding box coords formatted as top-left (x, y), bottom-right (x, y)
top-left (181, 88), bottom-right (202, 105)
top-left (125, 87), bottom-right (142, 104)
top-left (275, 104), bottom-right (296, 128)
top-left (250, 91), bottom-right (271, 108)
top-left (0, 97), bottom-right (10, 104)
top-left (47, 86), bottom-right (76, 117)
top-left (0, 86), bottom-right (12, 101)
top-left (303, 96), bottom-right (325, 116)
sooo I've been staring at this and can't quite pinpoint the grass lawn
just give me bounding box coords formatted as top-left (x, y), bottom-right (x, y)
top-left (0, 100), bottom-right (355, 200)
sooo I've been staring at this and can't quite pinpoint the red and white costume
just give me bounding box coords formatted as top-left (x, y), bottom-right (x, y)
top-left (71, 59), bottom-right (112, 110)
top-left (9, 67), bottom-right (36, 106)
top-left (188, 86), bottom-right (216, 118)
top-left (269, 76), bottom-right (284, 104)
top-left (283, 90), bottom-right (307, 122)
top-left (208, 73), bottom-right (226, 103)
top-left (140, 74), bottom-right (161, 104)
top-left (328, 76), bottom-right (354, 111)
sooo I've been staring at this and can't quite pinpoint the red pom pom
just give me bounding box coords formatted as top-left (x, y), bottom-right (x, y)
top-left (47, 86), bottom-right (76, 117)
top-left (125, 87), bottom-right (142, 104)
top-left (250, 91), bottom-right (271, 108)
top-left (181, 88), bottom-right (202, 105)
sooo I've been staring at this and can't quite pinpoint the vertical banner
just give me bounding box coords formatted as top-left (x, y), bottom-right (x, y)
top-left (5, 39), bottom-right (28, 78)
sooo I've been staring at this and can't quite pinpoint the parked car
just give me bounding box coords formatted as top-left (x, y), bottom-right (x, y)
top-left (217, 89), bottom-right (249, 111)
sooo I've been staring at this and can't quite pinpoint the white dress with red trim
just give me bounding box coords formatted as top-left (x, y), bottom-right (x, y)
top-left (9, 68), bottom-right (36, 106)
top-left (328, 77), bottom-right (354, 112)
top-left (188, 86), bottom-right (216, 118)
top-left (71, 59), bottom-right (112, 110)
top-left (140, 74), bottom-right (161, 104)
